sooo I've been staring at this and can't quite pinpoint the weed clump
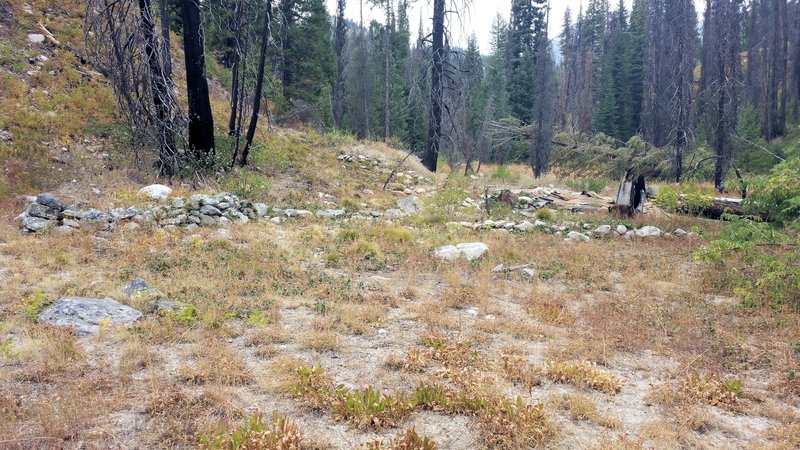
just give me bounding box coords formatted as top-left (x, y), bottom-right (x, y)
top-left (546, 361), bottom-right (622, 395)
top-left (200, 413), bottom-right (301, 449)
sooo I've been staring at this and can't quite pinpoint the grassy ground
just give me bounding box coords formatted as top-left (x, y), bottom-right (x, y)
top-left (1, 130), bottom-right (799, 449)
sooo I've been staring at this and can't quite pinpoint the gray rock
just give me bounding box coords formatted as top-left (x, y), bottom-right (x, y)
top-left (397, 196), bottom-right (423, 215)
top-left (225, 209), bottom-right (249, 223)
top-left (593, 225), bottom-right (612, 235)
top-left (159, 215), bottom-right (187, 226)
top-left (674, 228), bottom-right (688, 237)
top-left (62, 207), bottom-right (83, 219)
top-left (566, 231), bottom-right (590, 243)
top-left (218, 217), bottom-right (232, 227)
top-left (534, 220), bottom-right (548, 227)
top-left (36, 193), bottom-right (65, 210)
top-left (27, 202), bottom-right (61, 220)
top-left (187, 215), bottom-right (201, 225)
top-left (522, 268), bottom-right (536, 280)
top-left (0, 130), bottom-right (12, 142)
top-left (63, 219), bottom-right (81, 228)
top-left (200, 204), bottom-right (222, 216)
top-left (616, 225), bottom-right (628, 235)
top-left (138, 184), bottom-right (172, 200)
top-left (186, 224), bottom-right (199, 232)
top-left (22, 216), bottom-right (52, 232)
top-left (254, 203), bottom-right (269, 217)
top-left (434, 242), bottom-right (489, 261)
top-left (110, 207), bottom-right (142, 220)
top-left (635, 226), bottom-right (662, 238)
top-left (172, 198), bottom-right (185, 209)
top-left (383, 208), bottom-right (405, 221)
top-left (514, 221), bottom-right (535, 232)
top-left (82, 209), bottom-right (111, 223)
top-left (316, 209), bottom-right (346, 219)
top-left (624, 230), bottom-right (635, 240)
top-left (38, 297), bottom-right (142, 335)
top-left (217, 201), bottom-right (231, 210)
top-left (122, 278), bottom-right (151, 300)
top-left (198, 214), bottom-right (216, 226)
top-left (270, 217), bottom-right (282, 224)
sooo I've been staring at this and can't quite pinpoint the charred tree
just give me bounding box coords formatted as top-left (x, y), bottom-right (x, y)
top-left (423, 0), bottom-right (444, 172)
top-left (181, 0), bottom-right (216, 163)
top-left (239, 0), bottom-right (273, 166)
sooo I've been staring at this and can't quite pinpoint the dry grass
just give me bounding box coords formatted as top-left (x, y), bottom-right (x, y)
top-left (548, 393), bottom-right (622, 429)
top-left (546, 361), bottom-right (623, 395)
top-left (2, 124), bottom-right (799, 449)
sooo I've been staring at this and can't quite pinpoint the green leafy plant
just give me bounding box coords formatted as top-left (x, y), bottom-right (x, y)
top-left (534, 208), bottom-right (554, 221)
top-left (170, 304), bottom-right (199, 326)
top-left (200, 413), bottom-right (301, 449)
top-left (22, 290), bottom-right (50, 320)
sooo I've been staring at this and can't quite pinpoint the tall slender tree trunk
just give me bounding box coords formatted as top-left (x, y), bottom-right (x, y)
top-left (383, 0), bottom-right (392, 140)
top-left (423, 0), bottom-right (444, 172)
top-left (228, 0), bottom-right (244, 136)
top-left (181, 0), bottom-right (215, 162)
top-left (333, 0), bottom-right (347, 129)
top-left (239, 0), bottom-right (273, 166)
top-left (140, 0), bottom-right (178, 175)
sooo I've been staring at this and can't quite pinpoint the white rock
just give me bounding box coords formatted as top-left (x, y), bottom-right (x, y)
top-left (466, 308), bottom-right (478, 317)
top-left (254, 203), bottom-right (269, 217)
top-left (616, 225), bottom-right (628, 235)
top-left (514, 221), bottom-right (535, 232)
top-left (522, 268), bottom-right (536, 279)
top-left (674, 228), bottom-right (688, 237)
top-left (138, 184), bottom-right (172, 200)
top-left (383, 209), bottom-right (405, 221)
top-left (635, 226), bottom-right (662, 237)
top-left (593, 225), bottom-right (612, 235)
top-left (566, 231), bottom-right (590, 243)
top-left (27, 33), bottom-right (45, 44)
top-left (624, 230), bottom-right (635, 240)
top-left (534, 220), bottom-right (547, 227)
top-left (434, 242), bottom-right (489, 261)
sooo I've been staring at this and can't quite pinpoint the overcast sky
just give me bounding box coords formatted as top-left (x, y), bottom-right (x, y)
top-left (325, 0), bottom-right (706, 52)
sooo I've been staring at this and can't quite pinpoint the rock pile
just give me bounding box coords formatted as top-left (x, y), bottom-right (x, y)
top-left (448, 219), bottom-right (697, 242)
top-left (17, 189), bottom-right (270, 234)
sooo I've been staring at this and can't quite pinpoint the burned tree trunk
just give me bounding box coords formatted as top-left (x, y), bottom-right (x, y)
top-left (239, 0), bottom-right (273, 166)
top-left (181, 0), bottom-right (216, 163)
top-left (139, 0), bottom-right (178, 175)
top-left (422, 0), bottom-right (444, 172)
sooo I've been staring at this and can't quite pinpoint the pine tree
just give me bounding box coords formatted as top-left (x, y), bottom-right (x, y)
top-left (281, 0), bottom-right (335, 123)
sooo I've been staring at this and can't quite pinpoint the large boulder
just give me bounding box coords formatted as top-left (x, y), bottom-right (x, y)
top-left (434, 242), bottom-right (489, 261)
top-left (138, 184), bottom-right (172, 200)
top-left (397, 196), bottom-right (423, 215)
top-left (38, 297), bottom-right (143, 335)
